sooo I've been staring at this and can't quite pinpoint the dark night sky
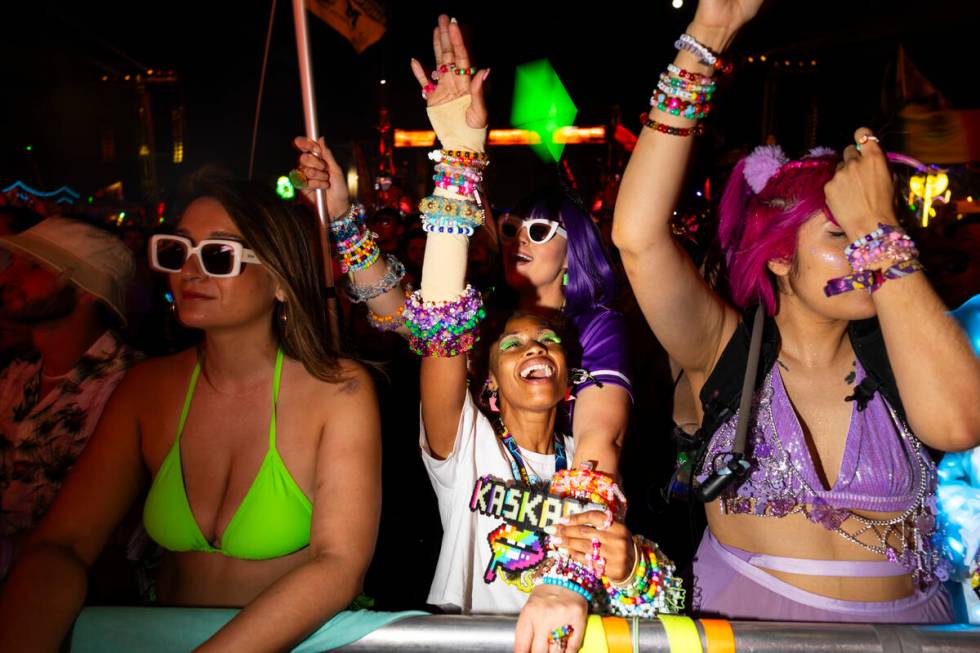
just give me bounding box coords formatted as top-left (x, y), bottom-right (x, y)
top-left (2, 1), bottom-right (978, 208)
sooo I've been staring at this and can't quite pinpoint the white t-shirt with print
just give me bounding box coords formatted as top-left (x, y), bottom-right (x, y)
top-left (420, 392), bottom-right (575, 614)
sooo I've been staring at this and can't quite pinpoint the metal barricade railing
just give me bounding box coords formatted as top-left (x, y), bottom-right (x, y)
top-left (70, 608), bottom-right (980, 652)
top-left (337, 615), bottom-right (980, 652)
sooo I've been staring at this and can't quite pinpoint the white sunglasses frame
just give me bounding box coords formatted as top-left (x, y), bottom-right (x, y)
top-left (149, 234), bottom-right (262, 278)
top-left (498, 216), bottom-right (568, 245)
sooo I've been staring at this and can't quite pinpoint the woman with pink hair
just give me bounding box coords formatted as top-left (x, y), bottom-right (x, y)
top-left (613, 0), bottom-right (980, 622)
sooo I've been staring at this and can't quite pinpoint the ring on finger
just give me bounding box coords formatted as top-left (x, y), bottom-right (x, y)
top-left (288, 168), bottom-right (308, 190)
top-left (856, 134), bottom-right (880, 151)
top-left (548, 625), bottom-right (573, 649)
top-left (588, 536), bottom-right (606, 576)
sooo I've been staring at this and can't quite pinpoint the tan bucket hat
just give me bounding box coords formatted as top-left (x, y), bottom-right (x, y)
top-left (0, 217), bottom-right (134, 325)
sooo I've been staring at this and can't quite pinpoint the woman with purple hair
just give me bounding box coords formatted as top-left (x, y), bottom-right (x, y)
top-left (613, 0), bottom-right (980, 623)
top-left (493, 188), bottom-right (632, 474)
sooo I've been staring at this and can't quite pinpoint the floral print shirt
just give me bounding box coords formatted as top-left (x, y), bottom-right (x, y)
top-left (0, 331), bottom-right (135, 536)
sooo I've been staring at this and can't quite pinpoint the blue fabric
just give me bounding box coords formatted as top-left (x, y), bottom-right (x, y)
top-left (950, 294), bottom-right (980, 356)
top-left (71, 607), bottom-right (428, 652)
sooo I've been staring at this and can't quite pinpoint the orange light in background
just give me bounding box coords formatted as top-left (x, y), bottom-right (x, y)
top-left (394, 130), bottom-right (436, 147)
top-left (553, 126), bottom-right (605, 144)
top-left (489, 129), bottom-right (541, 145)
top-left (394, 127), bottom-right (610, 147)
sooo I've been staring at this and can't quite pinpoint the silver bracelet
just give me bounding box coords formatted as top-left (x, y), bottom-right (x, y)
top-left (344, 254), bottom-right (406, 303)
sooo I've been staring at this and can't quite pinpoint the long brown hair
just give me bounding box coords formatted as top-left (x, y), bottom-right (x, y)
top-left (179, 170), bottom-right (343, 383)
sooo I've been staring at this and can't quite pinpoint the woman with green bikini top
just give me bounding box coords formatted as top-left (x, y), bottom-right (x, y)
top-left (0, 173), bottom-right (382, 652)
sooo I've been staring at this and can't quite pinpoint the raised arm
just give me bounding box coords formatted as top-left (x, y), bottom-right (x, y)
top-left (612, 0), bottom-right (762, 373)
top-left (195, 362), bottom-right (381, 653)
top-left (293, 138), bottom-right (409, 334)
top-left (409, 15), bottom-right (489, 458)
top-left (823, 130), bottom-right (980, 451)
top-left (0, 367), bottom-right (147, 651)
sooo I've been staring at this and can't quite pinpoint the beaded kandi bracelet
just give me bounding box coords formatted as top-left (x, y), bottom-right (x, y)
top-left (644, 118), bottom-right (704, 138)
top-left (344, 254), bottom-right (406, 303)
top-left (419, 194), bottom-right (485, 232)
top-left (367, 292), bottom-right (409, 332)
top-left (328, 203), bottom-right (367, 244)
top-left (548, 468), bottom-right (628, 523)
top-left (844, 223), bottom-right (918, 270)
top-left (403, 285), bottom-right (486, 357)
top-left (601, 536), bottom-right (685, 617)
top-left (675, 33), bottom-right (733, 74)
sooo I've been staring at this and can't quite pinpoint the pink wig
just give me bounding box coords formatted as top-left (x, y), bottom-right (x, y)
top-left (718, 146), bottom-right (841, 315)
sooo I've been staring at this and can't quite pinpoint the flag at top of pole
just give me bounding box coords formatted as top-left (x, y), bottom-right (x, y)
top-left (307, 0), bottom-right (386, 54)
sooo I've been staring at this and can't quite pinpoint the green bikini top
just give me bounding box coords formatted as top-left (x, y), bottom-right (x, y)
top-left (143, 349), bottom-right (312, 560)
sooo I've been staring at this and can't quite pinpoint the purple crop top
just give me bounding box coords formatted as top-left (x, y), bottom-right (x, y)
top-left (568, 306), bottom-right (633, 401)
top-left (696, 360), bottom-right (948, 586)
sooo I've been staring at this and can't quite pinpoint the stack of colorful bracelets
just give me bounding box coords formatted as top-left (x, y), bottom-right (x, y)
top-left (421, 149), bottom-right (488, 236)
top-left (402, 284), bottom-right (486, 357)
top-left (328, 203), bottom-right (409, 331)
top-left (328, 203), bottom-right (380, 274)
top-left (645, 33), bottom-right (730, 137)
top-left (824, 223), bottom-right (924, 296)
top-left (534, 468), bottom-right (683, 616)
top-left (601, 536), bottom-right (686, 617)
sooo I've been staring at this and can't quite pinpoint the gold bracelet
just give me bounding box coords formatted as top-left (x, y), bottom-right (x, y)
top-left (608, 536), bottom-right (641, 588)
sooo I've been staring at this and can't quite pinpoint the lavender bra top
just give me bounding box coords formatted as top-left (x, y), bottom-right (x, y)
top-left (696, 360), bottom-right (935, 517)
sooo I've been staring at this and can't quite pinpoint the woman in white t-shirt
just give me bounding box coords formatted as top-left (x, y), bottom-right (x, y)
top-left (402, 18), bottom-right (639, 651)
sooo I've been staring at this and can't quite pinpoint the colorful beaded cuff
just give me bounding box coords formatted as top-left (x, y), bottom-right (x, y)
top-left (403, 285), bottom-right (486, 357)
top-left (344, 254), bottom-right (405, 303)
top-left (337, 229), bottom-right (381, 274)
top-left (419, 194), bottom-right (485, 229)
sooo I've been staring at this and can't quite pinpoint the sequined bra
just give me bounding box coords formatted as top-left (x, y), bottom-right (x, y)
top-left (696, 361), bottom-right (948, 586)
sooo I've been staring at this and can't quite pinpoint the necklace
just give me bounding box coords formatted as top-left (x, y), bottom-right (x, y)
top-left (494, 418), bottom-right (567, 485)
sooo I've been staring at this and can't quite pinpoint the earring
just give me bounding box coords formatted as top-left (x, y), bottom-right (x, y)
top-left (562, 271), bottom-right (569, 287)
top-left (481, 377), bottom-right (500, 413)
top-left (278, 302), bottom-right (288, 328)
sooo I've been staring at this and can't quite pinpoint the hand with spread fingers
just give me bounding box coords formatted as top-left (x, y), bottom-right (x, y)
top-left (409, 15), bottom-right (489, 130)
top-left (551, 510), bottom-right (636, 585)
top-left (290, 135), bottom-right (352, 220)
top-left (823, 127), bottom-right (899, 241)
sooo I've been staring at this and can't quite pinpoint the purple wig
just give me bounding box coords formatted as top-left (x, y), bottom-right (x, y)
top-left (518, 189), bottom-right (616, 317)
top-left (718, 146), bottom-right (840, 316)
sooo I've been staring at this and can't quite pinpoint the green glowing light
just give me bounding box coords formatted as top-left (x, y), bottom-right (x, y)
top-left (510, 59), bottom-right (577, 162)
top-left (276, 176), bottom-right (295, 200)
